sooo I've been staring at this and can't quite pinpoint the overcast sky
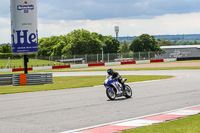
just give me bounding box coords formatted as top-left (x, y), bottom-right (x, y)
top-left (1, 0), bottom-right (200, 43)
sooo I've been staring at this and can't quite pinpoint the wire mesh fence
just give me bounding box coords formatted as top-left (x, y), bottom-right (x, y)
top-left (0, 52), bottom-right (167, 69)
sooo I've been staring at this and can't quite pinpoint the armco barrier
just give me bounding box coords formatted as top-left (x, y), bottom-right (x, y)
top-left (0, 58), bottom-right (177, 73)
top-left (13, 73), bottom-right (53, 86)
top-left (0, 74), bottom-right (12, 85)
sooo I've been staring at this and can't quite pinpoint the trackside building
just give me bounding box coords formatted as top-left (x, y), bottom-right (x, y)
top-left (158, 45), bottom-right (200, 59)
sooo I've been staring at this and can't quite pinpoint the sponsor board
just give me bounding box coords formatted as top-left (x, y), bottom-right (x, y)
top-left (10, 0), bottom-right (38, 54)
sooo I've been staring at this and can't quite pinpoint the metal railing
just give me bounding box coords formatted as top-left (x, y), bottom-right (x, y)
top-left (0, 74), bottom-right (12, 85)
top-left (0, 52), bottom-right (164, 69)
top-left (12, 73), bottom-right (53, 86)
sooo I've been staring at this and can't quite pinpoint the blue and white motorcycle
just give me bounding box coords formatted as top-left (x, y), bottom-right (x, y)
top-left (103, 76), bottom-right (132, 100)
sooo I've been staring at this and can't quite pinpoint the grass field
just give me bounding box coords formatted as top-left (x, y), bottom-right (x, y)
top-left (121, 114), bottom-right (200, 133)
top-left (0, 75), bottom-right (172, 94)
top-left (0, 58), bottom-right (66, 69)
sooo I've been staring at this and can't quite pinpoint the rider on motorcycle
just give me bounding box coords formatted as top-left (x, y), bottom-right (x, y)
top-left (107, 68), bottom-right (125, 94)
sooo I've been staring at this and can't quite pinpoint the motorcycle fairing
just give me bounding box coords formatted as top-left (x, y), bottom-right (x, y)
top-left (111, 82), bottom-right (121, 93)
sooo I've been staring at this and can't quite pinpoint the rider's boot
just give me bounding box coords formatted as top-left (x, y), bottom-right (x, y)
top-left (121, 83), bottom-right (125, 91)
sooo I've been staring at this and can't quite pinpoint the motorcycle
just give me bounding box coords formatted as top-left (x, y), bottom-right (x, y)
top-left (103, 76), bottom-right (132, 100)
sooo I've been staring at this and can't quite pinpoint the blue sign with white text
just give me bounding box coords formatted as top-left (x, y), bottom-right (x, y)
top-left (11, 29), bottom-right (39, 53)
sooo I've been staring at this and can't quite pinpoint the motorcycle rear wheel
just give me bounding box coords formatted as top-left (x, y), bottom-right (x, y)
top-left (106, 87), bottom-right (116, 100)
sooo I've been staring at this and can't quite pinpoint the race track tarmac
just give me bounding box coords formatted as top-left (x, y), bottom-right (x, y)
top-left (0, 70), bottom-right (200, 133)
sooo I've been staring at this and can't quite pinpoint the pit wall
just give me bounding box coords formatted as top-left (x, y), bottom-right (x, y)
top-left (0, 58), bottom-right (177, 73)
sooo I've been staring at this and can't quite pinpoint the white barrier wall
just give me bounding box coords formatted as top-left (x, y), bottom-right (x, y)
top-left (0, 69), bottom-right (12, 73)
top-left (136, 60), bottom-right (151, 64)
top-left (70, 64), bottom-right (89, 68)
top-left (164, 58), bottom-right (177, 62)
top-left (33, 66), bottom-right (52, 71)
top-left (105, 62), bottom-right (121, 66)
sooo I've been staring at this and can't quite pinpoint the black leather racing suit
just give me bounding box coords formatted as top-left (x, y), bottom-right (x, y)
top-left (109, 71), bottom-right (125, 90)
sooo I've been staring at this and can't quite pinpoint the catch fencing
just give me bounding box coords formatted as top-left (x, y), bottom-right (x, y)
top-left (0, 52), bottom-right (164, 69)
top-left (3, 49), bottom-right (198, 69)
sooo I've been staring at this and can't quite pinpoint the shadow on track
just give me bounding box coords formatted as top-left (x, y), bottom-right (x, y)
top-left (107, 97), bottom-right (132, 102)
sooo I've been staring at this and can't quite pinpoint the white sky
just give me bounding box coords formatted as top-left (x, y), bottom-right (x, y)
top-left (1, 0), bottom-right (200, 43)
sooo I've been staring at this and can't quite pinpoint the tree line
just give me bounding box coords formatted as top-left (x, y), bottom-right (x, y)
top-left (2, 29), bottom-right (199, 56)
top-left (37, 29), bottom-right (119, 56)
top-left (0, 44), bottom-right (11, 53)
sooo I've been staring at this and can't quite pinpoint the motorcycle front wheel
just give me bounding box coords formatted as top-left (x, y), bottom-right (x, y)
top-left (124, 85), bottom-right (132, 98)
top-left (106, 87), bottom-right (116, 100)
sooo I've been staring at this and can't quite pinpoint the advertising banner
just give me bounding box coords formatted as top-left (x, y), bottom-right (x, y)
top-left (10, 0), bottom-right (38, 54)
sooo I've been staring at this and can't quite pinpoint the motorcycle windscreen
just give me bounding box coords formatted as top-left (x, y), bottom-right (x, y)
top-left (123, 79), bottom-right (127, 82)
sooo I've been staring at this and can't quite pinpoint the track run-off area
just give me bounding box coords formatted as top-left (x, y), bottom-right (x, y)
top-left (0, 70), bottom-right (200, 133)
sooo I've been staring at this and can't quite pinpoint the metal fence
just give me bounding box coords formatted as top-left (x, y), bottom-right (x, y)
top-left (12, 73), bottom-right (53, 86)
top-left (0, 74), bottom-right (12, 85)
top-left (1, 48), bottom-right (200, 69)
top-left (0, 52), bottom-right (164, 69)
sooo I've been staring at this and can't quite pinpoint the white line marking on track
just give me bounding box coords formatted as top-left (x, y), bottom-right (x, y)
top-left (114, 119), bottom-right (163, 127)
top-left (59, 104), bottom-right (200, 133)
top-left (167, 110), bottom-right (200, 116)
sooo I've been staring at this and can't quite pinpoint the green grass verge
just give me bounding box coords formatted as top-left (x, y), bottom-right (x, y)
top-left (0, 75), bottom-right (172, 94)
top-left (0, 59), bottom-right (66, 68)
top-left (121, 114), bottom-right (200, 133)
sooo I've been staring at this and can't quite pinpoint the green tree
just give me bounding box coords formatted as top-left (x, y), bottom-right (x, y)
top-left (38, 36), bottom-right (60, 56)
top-left (0, 44), bottom-right (12, 53)
top-left (61, 29), bottom-right (103, 55)
top-left (175, 40), bottom-right (189, 45)
top-left (37, 29), bottom-right (120, 56)
top-left (51, 36), bottom-right (67, 56)
top-left (130, 34), bottom-right (163, 53)
top-left (102, 36), bottom-right (120, 54)
top-left (119, 41), bottom-right (130, 53)
top-left (0, 45), bottom-right (2, 53)
top-left (157, 38), bottom-right (172, 46)
top-left (190, 40), bottom-right (200, 45)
